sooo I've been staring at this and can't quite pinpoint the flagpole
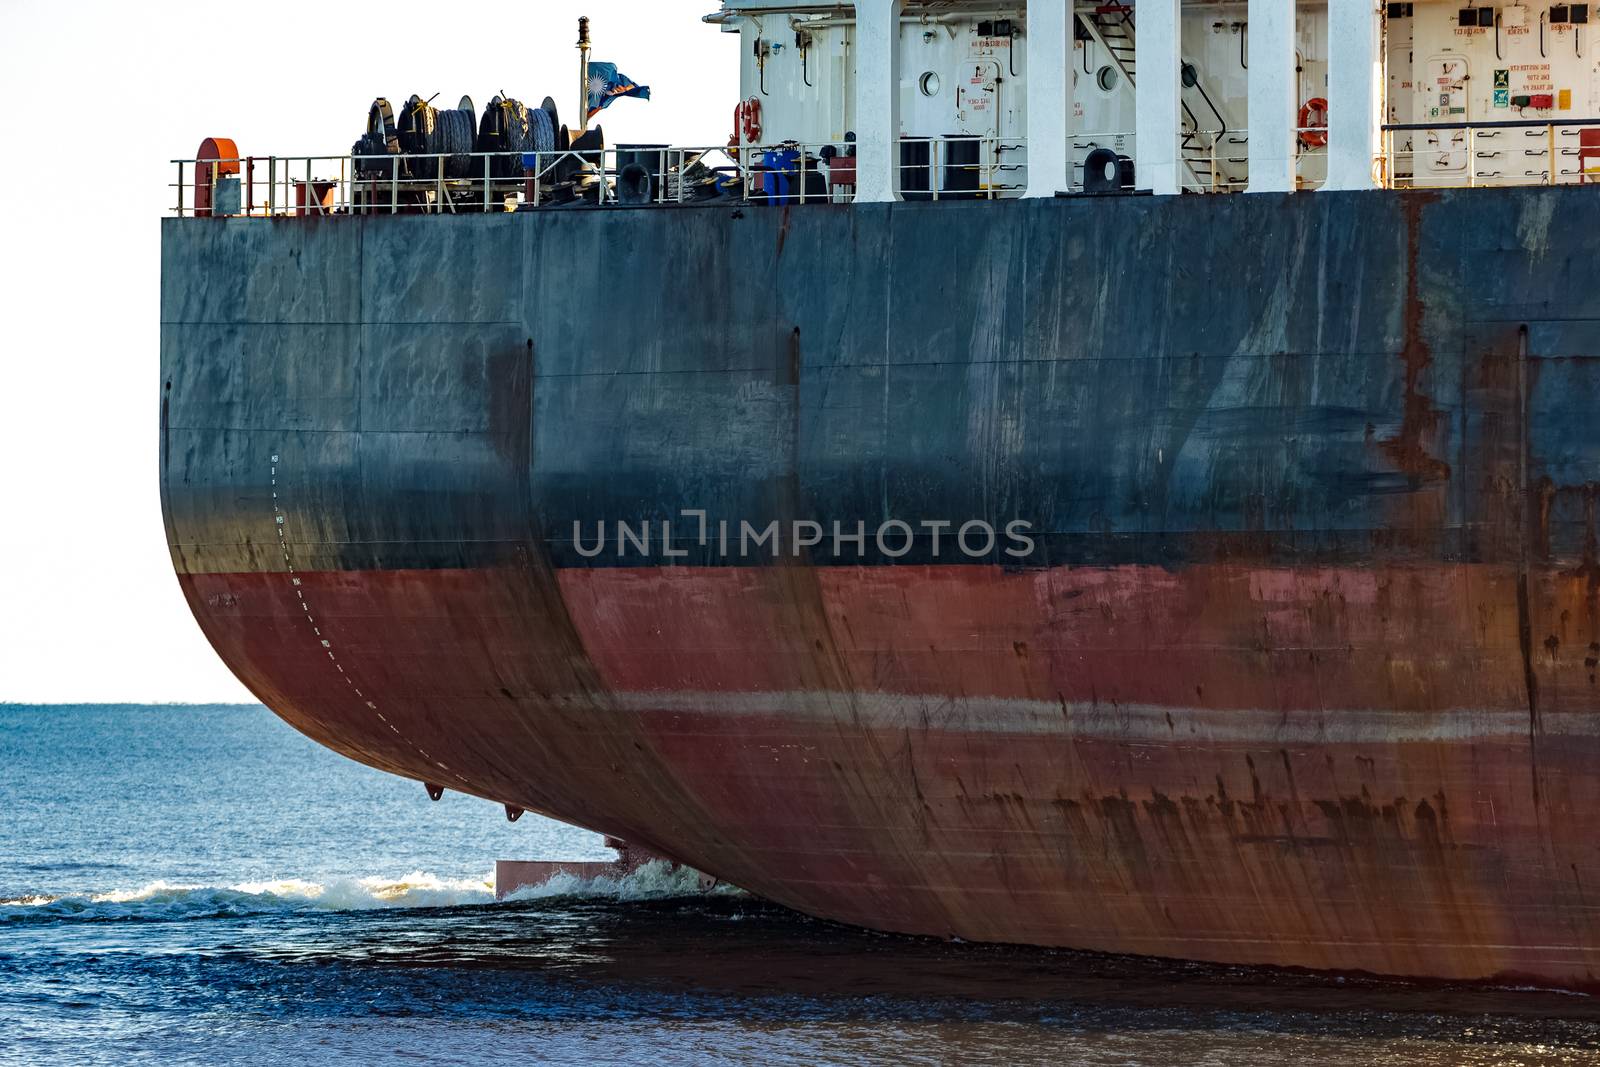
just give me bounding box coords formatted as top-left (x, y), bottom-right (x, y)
top-left (577, 16), bottom-right (591, 134)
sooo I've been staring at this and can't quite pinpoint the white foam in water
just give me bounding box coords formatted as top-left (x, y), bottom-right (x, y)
top-left (0, 861), bottom-right (726, 922)
top-left (501, 859), bottom-right (732, 902)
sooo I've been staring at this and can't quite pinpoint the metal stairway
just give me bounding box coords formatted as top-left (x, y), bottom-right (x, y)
top-left (1091, 5), bottom-right (1139, 82)
top-left (1076, 5), bottom-right (1244, 192)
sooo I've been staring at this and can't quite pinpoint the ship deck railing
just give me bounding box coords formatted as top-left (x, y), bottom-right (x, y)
top-left (1380, 117), bottom-right (1600, 190)
top-left (1069, 128), bottom-right (1258, 195)
top-left (174, 118), bottom-right (1600, 215)
top-left (169, 135), bottom-right (1030, 218)
top-left (1063, 118), bottom-right (1600, 193)
top-left (1068, 127), bottom-right (1342, 194)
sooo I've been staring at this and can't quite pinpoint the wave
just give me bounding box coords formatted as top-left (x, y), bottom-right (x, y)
top-left (501, 859), bottom-right (732, 902)
top-left (0, 861), bottom-right (724, 924)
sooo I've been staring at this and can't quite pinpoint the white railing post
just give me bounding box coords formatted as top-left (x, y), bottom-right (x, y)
top-left (1247, 0), bottom-right (1297, 192)
top-left (854, 0), bottom-right (903, 203)
top-left (1134, 0), bottom-right (1181, 195)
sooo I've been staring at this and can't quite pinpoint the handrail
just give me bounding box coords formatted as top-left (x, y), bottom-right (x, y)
top-left (168, 134), bottom-right (1031, 217)
top-left (169, 116), bottom-right (1600, 216)
top-left (1189, 79), bottom-right (1229, 142)
top-left (1383, 116), bottom-right (1600, 132)
top-left (1380, 115), bottom-right (1600, 190)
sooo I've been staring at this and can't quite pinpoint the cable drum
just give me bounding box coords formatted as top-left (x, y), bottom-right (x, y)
top-left (501, 99), bottom-right (536, 158)
top-left (479, 96), bottom-right (538, 178)
top-left (397, 94), bottom-right (479, 179)
top-left (398, 94), bottom-right (437, 156)
top-left (396, 95), bottom-right (437, 182)
top-left (368, 98), bottom-right (397, 141)
top-left (353, 97), bottom-right (400, 179)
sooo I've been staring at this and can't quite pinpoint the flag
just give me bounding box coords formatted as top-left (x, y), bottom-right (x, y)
top-left (586, 62), bottom-right (651, 119)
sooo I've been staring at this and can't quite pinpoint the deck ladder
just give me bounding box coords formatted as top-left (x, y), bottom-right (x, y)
top-left (1076, 4), bottom-right (1246, 192)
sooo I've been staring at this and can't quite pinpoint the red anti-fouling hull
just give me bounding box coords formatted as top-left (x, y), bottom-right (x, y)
top-left (179, 561), bottom-right (1600, 984)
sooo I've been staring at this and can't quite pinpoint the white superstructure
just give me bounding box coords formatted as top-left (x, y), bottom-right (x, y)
top-left (710, 0), bottom-right (1600, 199)
top-left (170, 2), bottom-right (1600, 219)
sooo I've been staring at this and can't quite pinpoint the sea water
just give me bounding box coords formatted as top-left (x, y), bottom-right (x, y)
top-left (3, 704), bottom-right (1598, 1066)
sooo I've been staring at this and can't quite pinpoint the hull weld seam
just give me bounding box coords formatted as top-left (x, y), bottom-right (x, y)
top-left (268, 451), bottom-right (464, 784)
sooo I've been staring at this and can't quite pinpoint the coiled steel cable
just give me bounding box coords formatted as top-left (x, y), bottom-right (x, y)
top-left (531, 106), bottom-right (555, 154)
top-left (480, 96), bottom-right (538, 177)
top-left (436, 107), bottom-right (476, 177)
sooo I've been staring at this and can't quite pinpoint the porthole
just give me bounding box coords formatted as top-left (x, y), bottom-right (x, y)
top-left (1096, 65), bottom-right (1120, 93)
top-left (919, 71), bottom-right (941, 97)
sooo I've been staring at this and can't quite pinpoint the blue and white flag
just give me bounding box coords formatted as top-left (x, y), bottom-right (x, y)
top-left (586, 62), bottom-right (651, 119)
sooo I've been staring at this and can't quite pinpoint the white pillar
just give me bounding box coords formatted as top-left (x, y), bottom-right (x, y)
top-left (1024, 0), bottom-right (1070, 198)
top-left (1246, 0), bottom-right (1297, 192)
top-left (854, 0), bottom-right (903, 203)
top-left (1134, 0), bottom-right (1181, 195)
top-left (1324, 0), bottom-right (1381, 191)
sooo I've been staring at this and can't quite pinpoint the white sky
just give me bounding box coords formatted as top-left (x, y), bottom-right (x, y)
top-left (0, 0), bottom-right (736, 703)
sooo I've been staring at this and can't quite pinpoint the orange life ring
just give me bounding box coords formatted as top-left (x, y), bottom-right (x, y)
top-left (1298, 97), bottom-right (1329, 148)
top-left (741, 96), bottom-right (763, 143)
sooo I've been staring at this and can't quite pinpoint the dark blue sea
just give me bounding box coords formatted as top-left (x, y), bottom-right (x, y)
top-left (3, 705), bottom-right (1599, 1065)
